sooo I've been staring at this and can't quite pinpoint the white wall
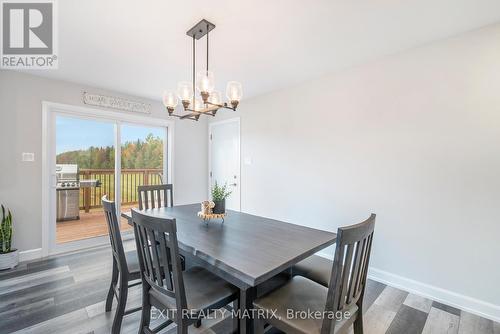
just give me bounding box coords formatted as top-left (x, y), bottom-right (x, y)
top-left (0, 71), bottom-right (208, 252)
top-left (210, 24), bottom-right (500, 318)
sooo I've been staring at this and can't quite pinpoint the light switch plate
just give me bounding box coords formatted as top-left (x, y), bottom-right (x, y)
top-left (244, 157), bottom-right (252, 165)
top-left (22, 152), bottom-right (35, 162)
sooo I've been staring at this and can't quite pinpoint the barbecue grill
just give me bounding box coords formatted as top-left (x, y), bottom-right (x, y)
top-left (56, 164), bottom-right (100, 222)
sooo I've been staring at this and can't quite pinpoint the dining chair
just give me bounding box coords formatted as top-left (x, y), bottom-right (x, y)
top-left (137, 184), bottom-right (173, 210)
top-left (102, 196), bottom-right (142, 334)
top-left (293, 253), bottom-right (333, 287)
top-left (131, 208), bottom-right (240, 334)
top-left (253, 214), bottom-right (376, 334)
top-left (137, 183), bottom-right (186, 274)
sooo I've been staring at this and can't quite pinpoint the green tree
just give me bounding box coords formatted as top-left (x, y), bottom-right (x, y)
top-left (56, 133), bottom-right (163, 170)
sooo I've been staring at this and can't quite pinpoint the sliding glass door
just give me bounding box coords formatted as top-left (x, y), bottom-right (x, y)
top-left (46, 104), bottom-right (170, 255)
top-left (119, 124), bottom-right (166, 224)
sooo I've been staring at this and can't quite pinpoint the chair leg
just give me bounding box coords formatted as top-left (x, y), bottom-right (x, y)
top-left (112, 275), bottom-right (128, 334)
top-left (106, 260), bottom-right (119, 312)
top-left (177, 322), bottom-right (188, 334)
top-left (138, 285), bottom-right (151, 334)
top-left (353, 312), bottom-right (364, 334)
top-left (254, 316), bottom-right (265, 334)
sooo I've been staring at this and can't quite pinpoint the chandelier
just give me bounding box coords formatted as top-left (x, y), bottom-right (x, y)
top-left (162, 19), bottom-right (243, 121)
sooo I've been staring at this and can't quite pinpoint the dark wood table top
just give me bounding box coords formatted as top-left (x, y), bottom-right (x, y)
top-left (122, 204), bottom-right (336, 287)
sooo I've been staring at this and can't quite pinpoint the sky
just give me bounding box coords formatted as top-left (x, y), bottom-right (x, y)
top-left (56, 116), bottom-right (165, 154)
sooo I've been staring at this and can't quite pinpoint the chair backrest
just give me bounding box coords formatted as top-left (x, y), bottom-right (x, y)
top-left (102, 195), bottom-right (128, 273)
top-left (131, 208), bottom-right (187, 312)
top-left (321, 214), bottom-right (376, 334)
top-left (137, 184), bottom-right (174, 210)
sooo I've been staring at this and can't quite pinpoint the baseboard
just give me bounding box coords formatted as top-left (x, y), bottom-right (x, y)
top-left (316, 251), bottom-right (500, 323)
top-left (19, 248), bottom-right (43, 262)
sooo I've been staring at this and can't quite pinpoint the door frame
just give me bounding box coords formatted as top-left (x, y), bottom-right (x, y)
top-left (208, 117), bottom-right (241, 211)
top-left (42, 101), bottom-right (174, 256)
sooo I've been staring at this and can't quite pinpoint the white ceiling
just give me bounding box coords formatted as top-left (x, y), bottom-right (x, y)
top-left (26, 0), bottom-right (500, 101)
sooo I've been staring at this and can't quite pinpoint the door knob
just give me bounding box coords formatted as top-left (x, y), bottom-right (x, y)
top-left (231, 183), bottom-right (237, 186)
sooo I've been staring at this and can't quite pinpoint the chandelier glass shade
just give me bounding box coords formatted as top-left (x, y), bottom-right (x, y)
top-left (176, 81), bottom-right (193, 103)
top-left (208, 90), bottom-right (222, 105)
top-left (196, 70), bottom-right (215, 94)
top-left (192, 98), bottom-right (205, 112)
top-left (162, 91), bottom-right (178, 109)
top-left (163, 19), bottom-right (242, 121)
top-left (226, 81), bottom-right (243, 106)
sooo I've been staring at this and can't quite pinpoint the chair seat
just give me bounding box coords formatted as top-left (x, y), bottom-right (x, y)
top-left (293, 254), bottom-right (332, 287)
top-left (253, 276), bottom-right (357, 334)
top-left (125, 250), bottom-right (140, 274)
top-left (149, 266), bottom-right (238, 313)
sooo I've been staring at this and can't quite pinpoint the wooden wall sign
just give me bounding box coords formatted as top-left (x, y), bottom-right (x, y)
top-left (83, 92), bottom-right (151, 114)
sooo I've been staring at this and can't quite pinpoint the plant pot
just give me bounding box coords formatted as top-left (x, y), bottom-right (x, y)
top-left (0, 249), bottom-right (19, 270)
top-left (213, 200), bottom-right (225, 214)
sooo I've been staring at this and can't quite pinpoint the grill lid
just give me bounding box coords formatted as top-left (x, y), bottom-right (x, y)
top-left (56, 164), bottom-right (79, 182)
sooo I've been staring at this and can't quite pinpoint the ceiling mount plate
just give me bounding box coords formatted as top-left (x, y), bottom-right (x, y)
top-left (186, 19), bottom-right (216, 40)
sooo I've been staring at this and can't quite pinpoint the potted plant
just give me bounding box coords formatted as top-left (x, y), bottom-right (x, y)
top-left (0, 205), bottom-right (18, 270)
top-left (211, 182), bottom-right (232, 214)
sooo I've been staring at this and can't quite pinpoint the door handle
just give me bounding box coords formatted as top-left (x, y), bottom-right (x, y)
top-left (231, 183), bottom-right (237, 186)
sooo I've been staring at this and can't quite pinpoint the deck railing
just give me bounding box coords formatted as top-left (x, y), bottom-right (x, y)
top-left (79, 168), bottom-right (163, 212)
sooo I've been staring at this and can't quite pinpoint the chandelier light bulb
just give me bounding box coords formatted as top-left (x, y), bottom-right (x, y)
top-left (226, 81), bottom-right (243, 102)
top-left (208, 91), bottom-right (222, 105)
top-left (196, 70), bottom-right (215, 94)
top-left (162, 91), bottom-right (178, 109)
top-left (177, 81), bottom-right (194, 102)
top-left (192, 98), bottom-right (205, 112)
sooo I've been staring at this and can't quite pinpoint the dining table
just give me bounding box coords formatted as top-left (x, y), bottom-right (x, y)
top-left (121, 203), bottom-right (337, 334)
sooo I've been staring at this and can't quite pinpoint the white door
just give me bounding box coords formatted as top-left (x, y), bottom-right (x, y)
top-left (209, 118), bottom-right (240, 211)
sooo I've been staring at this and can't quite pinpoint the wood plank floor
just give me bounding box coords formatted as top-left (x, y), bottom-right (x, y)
top-left (56, 207), bottom-right (133, 244)
top-left (0, 242), bottom-right (498, 334)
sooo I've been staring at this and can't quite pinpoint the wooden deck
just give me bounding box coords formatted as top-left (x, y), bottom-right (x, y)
top-left (56, 205), bottom-right (135, 244)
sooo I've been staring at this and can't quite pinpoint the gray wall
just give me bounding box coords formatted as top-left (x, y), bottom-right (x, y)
top-left (210, 24), bottom-right (500, 311)
top-left (0, 71), bottom-right (208, 252)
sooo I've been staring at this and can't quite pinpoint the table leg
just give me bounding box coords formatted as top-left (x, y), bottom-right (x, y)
top-left (239, 286), bottom-right (256, 334)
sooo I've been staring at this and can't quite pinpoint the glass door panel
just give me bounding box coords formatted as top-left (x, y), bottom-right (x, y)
top-left (120, 124), bottom-right (166, 224)
top-left (55, 115), bottom-right (115, 244)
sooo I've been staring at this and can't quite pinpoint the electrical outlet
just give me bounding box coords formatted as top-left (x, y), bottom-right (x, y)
top-left (22, 152), bottom-right (35, 162)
